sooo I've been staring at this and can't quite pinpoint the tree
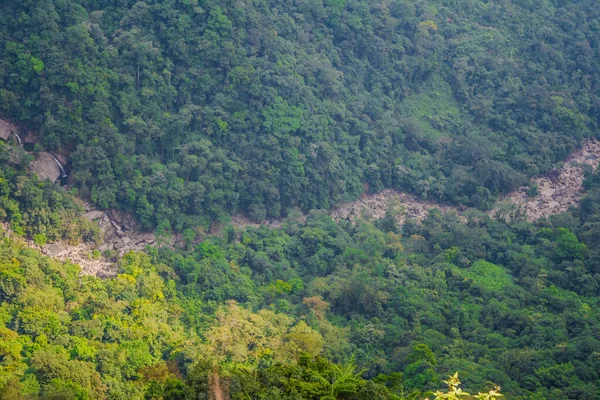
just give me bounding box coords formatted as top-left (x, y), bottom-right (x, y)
top-left (430, 373), bottom-right (503, 400)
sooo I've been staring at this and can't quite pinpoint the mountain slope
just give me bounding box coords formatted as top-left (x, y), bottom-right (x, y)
top-left (1, 0), bottom-right (599, 229)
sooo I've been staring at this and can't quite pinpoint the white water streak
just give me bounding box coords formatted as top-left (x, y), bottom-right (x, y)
top-left (13, 132), bottom-right (23, 147)
top-left (49, 153), bottom-right (67, 178)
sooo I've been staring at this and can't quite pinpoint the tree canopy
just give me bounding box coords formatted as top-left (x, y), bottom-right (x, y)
top-left (2, 0), bottom-right (600, 228)
top-left (2, 0), bottom-right (600, 398)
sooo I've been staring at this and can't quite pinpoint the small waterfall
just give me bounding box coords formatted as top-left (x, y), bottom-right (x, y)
top-left (13, 132), bottom-right (23, 147)
top-left (49, 153), bottom-right (67, 178)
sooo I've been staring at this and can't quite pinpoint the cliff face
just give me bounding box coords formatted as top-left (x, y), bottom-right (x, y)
top-left (0, 119), bottom-right (65, 183)
top-left (29, 152), bottom-right (61, 182)
top-left (0, 119), bottom-right (17, 141)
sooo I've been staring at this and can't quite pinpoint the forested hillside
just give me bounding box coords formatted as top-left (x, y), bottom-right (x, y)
top-left (1, 0), bottom-right (600, 228)
top-left (3, 0), bottom-right (600, 399)
top-left (2, 159), bottom-right (600, 398)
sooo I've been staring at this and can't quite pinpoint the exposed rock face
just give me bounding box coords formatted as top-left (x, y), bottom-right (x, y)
top-left (85, 208), bottom-right (158, 258)
top-left (29, 152), bottom-right (62, 182)
top-left (42, 242), bottom-right (117, 278)
top-left (492, 139), bottom-right (600, 221)
top-left (63, 138), bottom-right (600, 277)
top-left (0, 119), bottom-right (17, 141)
top-left (2, 118), bottom-right (68, 178)
top-left (34, 207), bottom-right (159, 278)
top-left (5, 113), bottom-right (600, 278)
top-left (331, 139), bottom-right (600, 225)
top-left (330, 189), bottom-right (463, 225)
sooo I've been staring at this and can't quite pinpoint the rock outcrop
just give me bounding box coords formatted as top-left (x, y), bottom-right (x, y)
top-left (85, 207), bottom-right (158, 259)
top-left (42, 242), bottom-right (116, 278)
top-left (0, 119), bottom-right (17, 141)
top-left (492, 139), bottom-right (600, 221)
top-left (1, 118), bottom-right (68, 181)
top-left (33, 206), bottom-right (159, 278)
top-left (29, 151), bottom-right (62, 182)
top-left (330, 190), bottom-right (463, 225)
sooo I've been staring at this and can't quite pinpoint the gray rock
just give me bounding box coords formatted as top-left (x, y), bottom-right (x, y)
top-left (30, 152), bottom-right (61, 182)
top-left (0, 119), bottom-right (17, 141)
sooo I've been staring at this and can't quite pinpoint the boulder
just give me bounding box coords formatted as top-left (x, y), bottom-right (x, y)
top-left (44, 243), bottom-right (68, 257)
top-left (548, 168), bottom-right (560, 183)
top-left (21, 130), bottom-right (38, 145)
top-left (0, 119), bottom-right (17, 141)
top-left (30, 152), bottom-right (61, 182)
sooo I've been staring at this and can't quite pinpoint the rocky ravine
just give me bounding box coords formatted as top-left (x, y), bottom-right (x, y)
top-left (491, 140), bottom-right (600, 221)
top-left (331, 190), bottom-right (463, 225)
top-left (2, 117), bottom-right (599, 277)
top-left (40, 206), bottom-right (158, 278)
top-left (3, 204), bottom-right (158, 278)
top-left (330, 139), bottom-right (600, 225)
top-left (0, 118), bottom-right (158, 277)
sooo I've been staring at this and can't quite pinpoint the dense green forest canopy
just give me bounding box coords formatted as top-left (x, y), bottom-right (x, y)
top-left (3, 0), bottom-right (600, 399)
top-left (2, 0), bottom-right (600, 228)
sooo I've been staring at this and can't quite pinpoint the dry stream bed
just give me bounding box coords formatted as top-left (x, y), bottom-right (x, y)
top-left (2, 115), bottom-right (599, 277)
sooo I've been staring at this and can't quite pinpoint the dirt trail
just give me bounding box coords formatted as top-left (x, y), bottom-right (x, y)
top-left (209, 365), bottom-right (227, 400)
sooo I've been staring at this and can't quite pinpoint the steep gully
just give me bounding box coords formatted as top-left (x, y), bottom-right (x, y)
top-left (0, 118), bottom-right (155, 277)
top-left (1, 119), bottom-right (599, 277)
